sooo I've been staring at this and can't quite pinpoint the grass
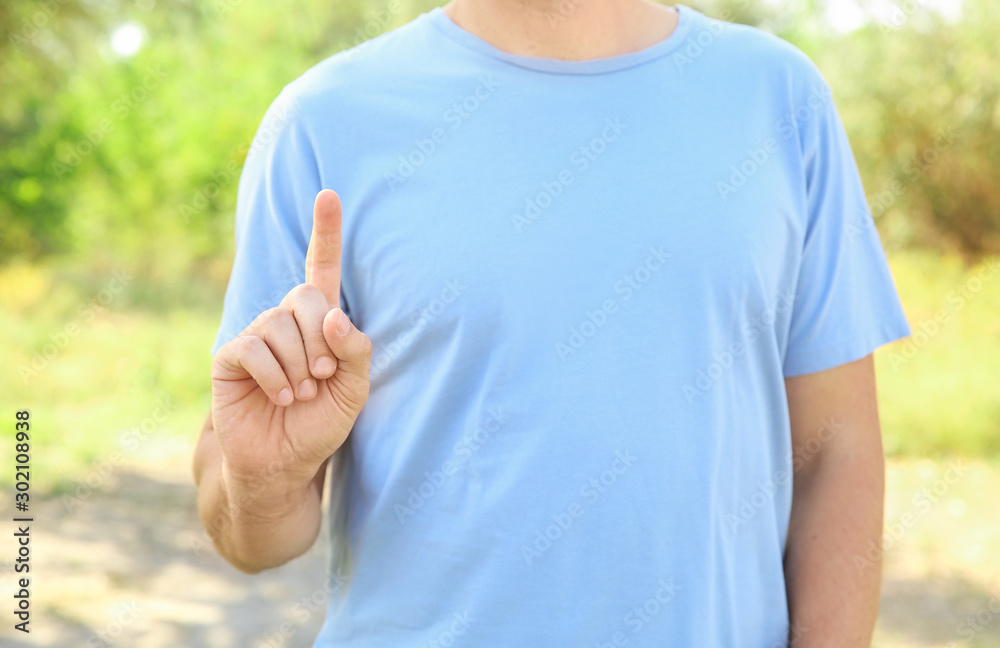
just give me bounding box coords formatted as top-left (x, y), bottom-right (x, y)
top-left (877, 249), bottom-right (1000, 458)
top-left (0, 261), bottom-right (218, 494)
top-left (1, 249), bottom-right (998, 647)
top-left (1, 248), bottom-right (998, 493)
top-left (874, 457), bottom-right (1000, 648)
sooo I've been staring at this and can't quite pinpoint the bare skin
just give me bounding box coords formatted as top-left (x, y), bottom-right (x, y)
top-left (443, 0), bottom-right (679, 60)
top-left (785, 355), bottom-right (884, 646)
top-left (193, 190), bottom-right (372, 573)
top-left (194, 4), bottom-right (885, 644)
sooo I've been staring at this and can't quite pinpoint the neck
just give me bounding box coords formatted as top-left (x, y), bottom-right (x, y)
top-left (442, 0), bottom-right (679, 60)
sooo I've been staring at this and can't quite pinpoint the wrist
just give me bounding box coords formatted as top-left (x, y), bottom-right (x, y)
top-left (212, 463), bottom-right (322, 573)
top-left (220, 458), bottom-right (318, 520)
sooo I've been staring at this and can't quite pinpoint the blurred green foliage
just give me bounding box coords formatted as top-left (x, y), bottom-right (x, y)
top-left (2, 249), bottom-right (996, 495)
top-left (0, 1), bottom-right (998, 488)
top-left (0, 0), bottom-right (435, 280)
top-left (814, 0), bottom-right (1000, 256)
top-left (1, 0), bottom-right (998, 274)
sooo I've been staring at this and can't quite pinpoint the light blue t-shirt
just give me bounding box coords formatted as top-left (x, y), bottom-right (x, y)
top-left (212, 5), bottom-right (911, 647)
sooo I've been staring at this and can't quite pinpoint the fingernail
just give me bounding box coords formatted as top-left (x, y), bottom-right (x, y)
top-left (336, 309), bottom-right (350, 336)
top-left (277, 388), bottom-right (293, 406)
top-left (298, 379), bottom-right (316, 399)
top-left (314, 357), bottom-right (335, 375)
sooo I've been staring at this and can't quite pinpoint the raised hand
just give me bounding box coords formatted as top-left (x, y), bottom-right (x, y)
top-left (210, 190), bottom-right (372, 491)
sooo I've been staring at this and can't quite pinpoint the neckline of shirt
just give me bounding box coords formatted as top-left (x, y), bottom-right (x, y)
top-left (424, 4), bottom-right (698, 75)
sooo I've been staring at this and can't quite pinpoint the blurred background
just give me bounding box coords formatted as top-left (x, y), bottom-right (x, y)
top-left (0, 0), bottom-right (997, 646)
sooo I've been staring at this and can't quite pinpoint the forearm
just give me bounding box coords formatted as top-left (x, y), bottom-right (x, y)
top-left (193, 416), bottom-right (326, 573)
top-left (784, 446), bottom-right (884, 646)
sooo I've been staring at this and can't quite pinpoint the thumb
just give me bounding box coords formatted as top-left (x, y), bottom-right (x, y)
top-left (323, 307), bottom-right (373, 383)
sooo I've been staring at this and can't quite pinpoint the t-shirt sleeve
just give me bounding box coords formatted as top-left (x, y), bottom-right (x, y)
top-left (782, 85), bottom-right (911, 377)
top-left (210, 90), bottom-right (322, 355)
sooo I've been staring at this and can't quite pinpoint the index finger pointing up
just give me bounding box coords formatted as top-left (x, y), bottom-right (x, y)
top-left (305, 189), bottom-right (343, 308)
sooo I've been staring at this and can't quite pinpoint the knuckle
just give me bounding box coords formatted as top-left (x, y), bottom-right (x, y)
top-left (210, 355), bottom-right (227, 377)
top-left (358, 334), bottom-right (373, 360)
top-left (252, 307), bottom-right (276, 328)
top-left (218, 336), bottom-right (240, 354)
top-left (307, 328), bottom-right (331, 350)
top-left (262, 306), bottom-right (294, 330)
top-left (288, 282), bottom-right (321, 302)
top-left (236, 334), bottom-right (263, 352)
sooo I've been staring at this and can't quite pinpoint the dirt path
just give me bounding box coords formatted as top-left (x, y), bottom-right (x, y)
top-left (2, 458), bottom-right (998, 647)
top-left (1, 462), bottom-right (327, 648)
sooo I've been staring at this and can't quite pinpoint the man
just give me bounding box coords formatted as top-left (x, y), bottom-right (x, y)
top-left (193, 0), bottom-right (911, 646)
